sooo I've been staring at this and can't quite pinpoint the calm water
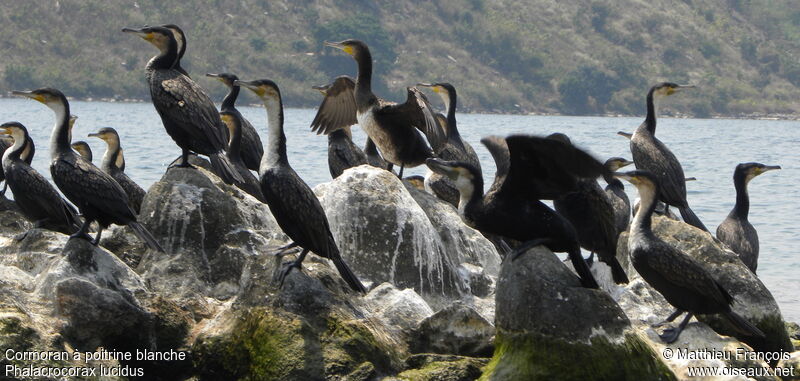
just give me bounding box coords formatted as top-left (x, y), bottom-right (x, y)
top-left (1, 98), bottom-right (797, 321)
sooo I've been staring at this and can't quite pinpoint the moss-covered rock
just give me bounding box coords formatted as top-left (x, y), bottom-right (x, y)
top-left (398, 354), bottom-right (488, 381)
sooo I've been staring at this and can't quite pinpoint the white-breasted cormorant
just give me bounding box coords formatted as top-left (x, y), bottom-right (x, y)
top-left (218, 110), bottom-right (267, 202)
top-left (88, 127), bottom-right (147, 214)
top-left (417, 83), bottom-right (482, 207)
top-left (122, 25), bottom-right (242, 184)
top-left (630, 83), bottom-right (707, 231)
top-left (716, 163), bottom-right (780, 273)
top-left (1, 122), bottom-right (81, 234)
top-left (206, 72), bottom-right (264, 171)
top-left (425, 135), bottom-right (607, 289)
top-left (71, 141), bottom-right (92, 162)
top-left (160, 24), bottom-right (188, 77)
top-left (310, 76), bottom-right (369, 178)
top-left (0, 136), bottom-right (11, 196)
top-left (237, 78), bottom-right (366, 293)
top-left (321, 40), bottom-right (444, 178)
top-left (550, 134), bottom-right (629, 284)
top-left (14, 88), bottom-right (162, 251)
top-left (603, 157), bottom-right (634, 234)
top-left (616, 170), bottom-right (765, 343)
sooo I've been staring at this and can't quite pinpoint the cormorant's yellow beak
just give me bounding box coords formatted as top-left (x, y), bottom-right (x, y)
top-left (11, 90), bottom-right (45, 104)
top-left (324, 41), bottom-right (354, 56)
top-left (122, 27), bottom-right (154, 41)
top-left (234, 80), bottom-right (266, 97)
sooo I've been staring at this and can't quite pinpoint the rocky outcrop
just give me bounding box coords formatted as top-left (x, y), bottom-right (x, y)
top-left (411, 301), bottom-right (495, 358)
top-left (481, 245), bottom-right (674, 380)
top-left (315, 165), bottom-right (501, 305)
top-left (617, 215), bottom-right (794, 363)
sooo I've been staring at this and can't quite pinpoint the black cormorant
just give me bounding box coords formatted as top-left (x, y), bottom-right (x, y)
top-left (321, 40), bottom-right (444, 178)
top-left (218, 110), bottom-right (267, 202)
top-left (122, 25), bottom-right (242, 184)
top-left (417, 83), bottom-right (482, 207)
top-left (237, 78), bottom-right (366, 293)
top-left (716, 163), bottom-right (780, 273)
top-left (618, 170), bottom-right (764, 343)
top-left (310, 76), bottom-right (368, 178)
top-left (1, 122), bottom-right (81, 234)
top-left (604, 157), bottom-right (634, 234)
top-left (88, 127), bottom-right (147, 214)
top-left (630, 83), bottom-right (707, 231)
top-left (206, 72), bottom-right (264, 171)
top-left (14, 88), bottom-right (162, 251)
top-left (426, 135), bottom-right (607, 289)
top-left (71, 141), bottom-right (93, 162)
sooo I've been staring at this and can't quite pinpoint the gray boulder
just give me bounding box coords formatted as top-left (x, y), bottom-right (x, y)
top-left (364, 282), bottom-right (434, 344)
top-left (778, 351), bottom-right (800, 380)
top-left (481, 245), bottom-right (674, 380)
top-left (314, 166), bottom-right (470, 303)
top-left (617, 215), bottom-right (794, 362)
top-left (411, 301), bottom-right (495, 357)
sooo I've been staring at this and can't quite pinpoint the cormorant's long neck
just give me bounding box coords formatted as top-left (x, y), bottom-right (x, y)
top-left (227, 117), bottom-right (243, 161)
top-left (643, 88), bottom-right (657, 135)
top-left (221, 85), bottom-right (239, 112)
top-left (631, 183), bottom-right (658, 235)
top-left (149, 39), bottom-right (179, 70)
top-left (732, 175), bottom-right (750, 220)
top-left (459, 176), bottom-right (485, 217)
top-left (444, 91), bottom-right (459, 140)
top-left (101, 139), bottom-right (121, 172)
top-left (354, 51), bottom-right (374, 104)
top-left (49, 100), bottom-right (72, 159)
top-left (3, 132), bottom-right (27, 162)
top-left (261, 96), bottom-right (288, 170)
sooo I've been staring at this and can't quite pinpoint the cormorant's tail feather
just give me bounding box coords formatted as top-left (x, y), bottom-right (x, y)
top-left (129, 221), bottom-right (165, 253)
top-left (210, 152), bottom-right (245, 185)
top-left (679, 206), bottom-right (708, 232)
top-left (607, 255), bottom-right (630, 284)
top-left (331, 257), bottom-right (367, 294)
top-left (569, 248), bottom-right (599, 289)
top-left (724, 311), bottom-right (765, 338)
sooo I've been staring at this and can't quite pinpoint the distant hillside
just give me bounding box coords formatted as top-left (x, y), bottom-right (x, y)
top-left (2, 0), bottom-right (800, 117)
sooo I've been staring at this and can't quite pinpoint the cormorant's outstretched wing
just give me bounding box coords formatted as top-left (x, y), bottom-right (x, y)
top-left (500, 135), bottom-right (607, 200)
top-left (310, 76), bottom-right (358, 135)
top-left (152, 72), bottom-right (228, 149)
top-left (481, 136), bottom-right (510, 194)
top-left (375, 87), bottom-right (445, 152)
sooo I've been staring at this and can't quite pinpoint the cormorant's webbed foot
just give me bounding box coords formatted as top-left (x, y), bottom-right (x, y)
top-left (656, 313), bottom-right (693, 344)
top-left (276, 260), bottom-right (302, 287)
top-left (273, 242), bottom-right (300, 257)
top-left (169, 150), bottom-right (195, 169)
top-left (69, 219), bottom-right (93, 242)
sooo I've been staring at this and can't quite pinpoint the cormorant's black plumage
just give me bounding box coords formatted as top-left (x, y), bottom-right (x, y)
top-left (88, 127), bottom-right (147, 214)
top-left (320, 40), bottom-right (444, 177)
top-left (604, 157), bottom-right (634, 234)
top-left (418, 83), bottom-right (481, 207)
top-left (1, 122), bottom-right (81, 234)
top-left (14, 88), bottom-right (162, 251)
top-left (618, 170), bottom-right (764, 343)
top-left (207, 72), bottom-right (264, 171)
top-left (426, 135), bottom-right (606, 289)
top-left (71, 141), bottom-right (93, 162)
top-left (123, 25), bottom-right (242, 184)
top-left (219, 110), bottom-right (266, 202)
top-left (630, 83), bottom-right (707, 231)
top-left (239, 78), bottom-right (366, 293)
top-left (716, 162), bottom-right (780, 273)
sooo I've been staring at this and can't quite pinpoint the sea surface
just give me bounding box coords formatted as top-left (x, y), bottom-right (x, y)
top-left (1, 98), bottom-right (797, 322)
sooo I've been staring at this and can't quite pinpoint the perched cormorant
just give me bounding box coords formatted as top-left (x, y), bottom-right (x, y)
top-left (160, 24), bottom-right (188, 77)
top-left (417, 83), bottom-right (482, 207)
top-left (616, 170), bottom-right (764, 343)
top-left (206, 72), bottom-right (264, 171)
top-left (218, 110), bottom-right (267, 202)
top-left (0, 136), bottom-right (11, 196)
top-left (88, 127), bottom-right (147, 213)
top-left (14, 88), bottom-right (162, 251)
top-left (551, 134), bottom-right (629, 284)
top-left (630, 83), bottom-right (707, 231)
top-left (364, 137), bottom-right (392, 171)
top-left (71, 141), bottom-right (93, 162)
top-left (122, 25), bottom-right (242, 184)
top-left (1, 122), bottom-right (81, 234)
top-left (604, 157), bottom-right (634, 234)
top-left (309, 76), bottom-right (368, 178)
top-left (321, 40), bottom-right (444, 177)
top-left (716, 163), bottom-right (780, 273)
top-left (237, 78), bottom-right (366, 293)
top-left (426, 135), bottom-right (607, 289)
